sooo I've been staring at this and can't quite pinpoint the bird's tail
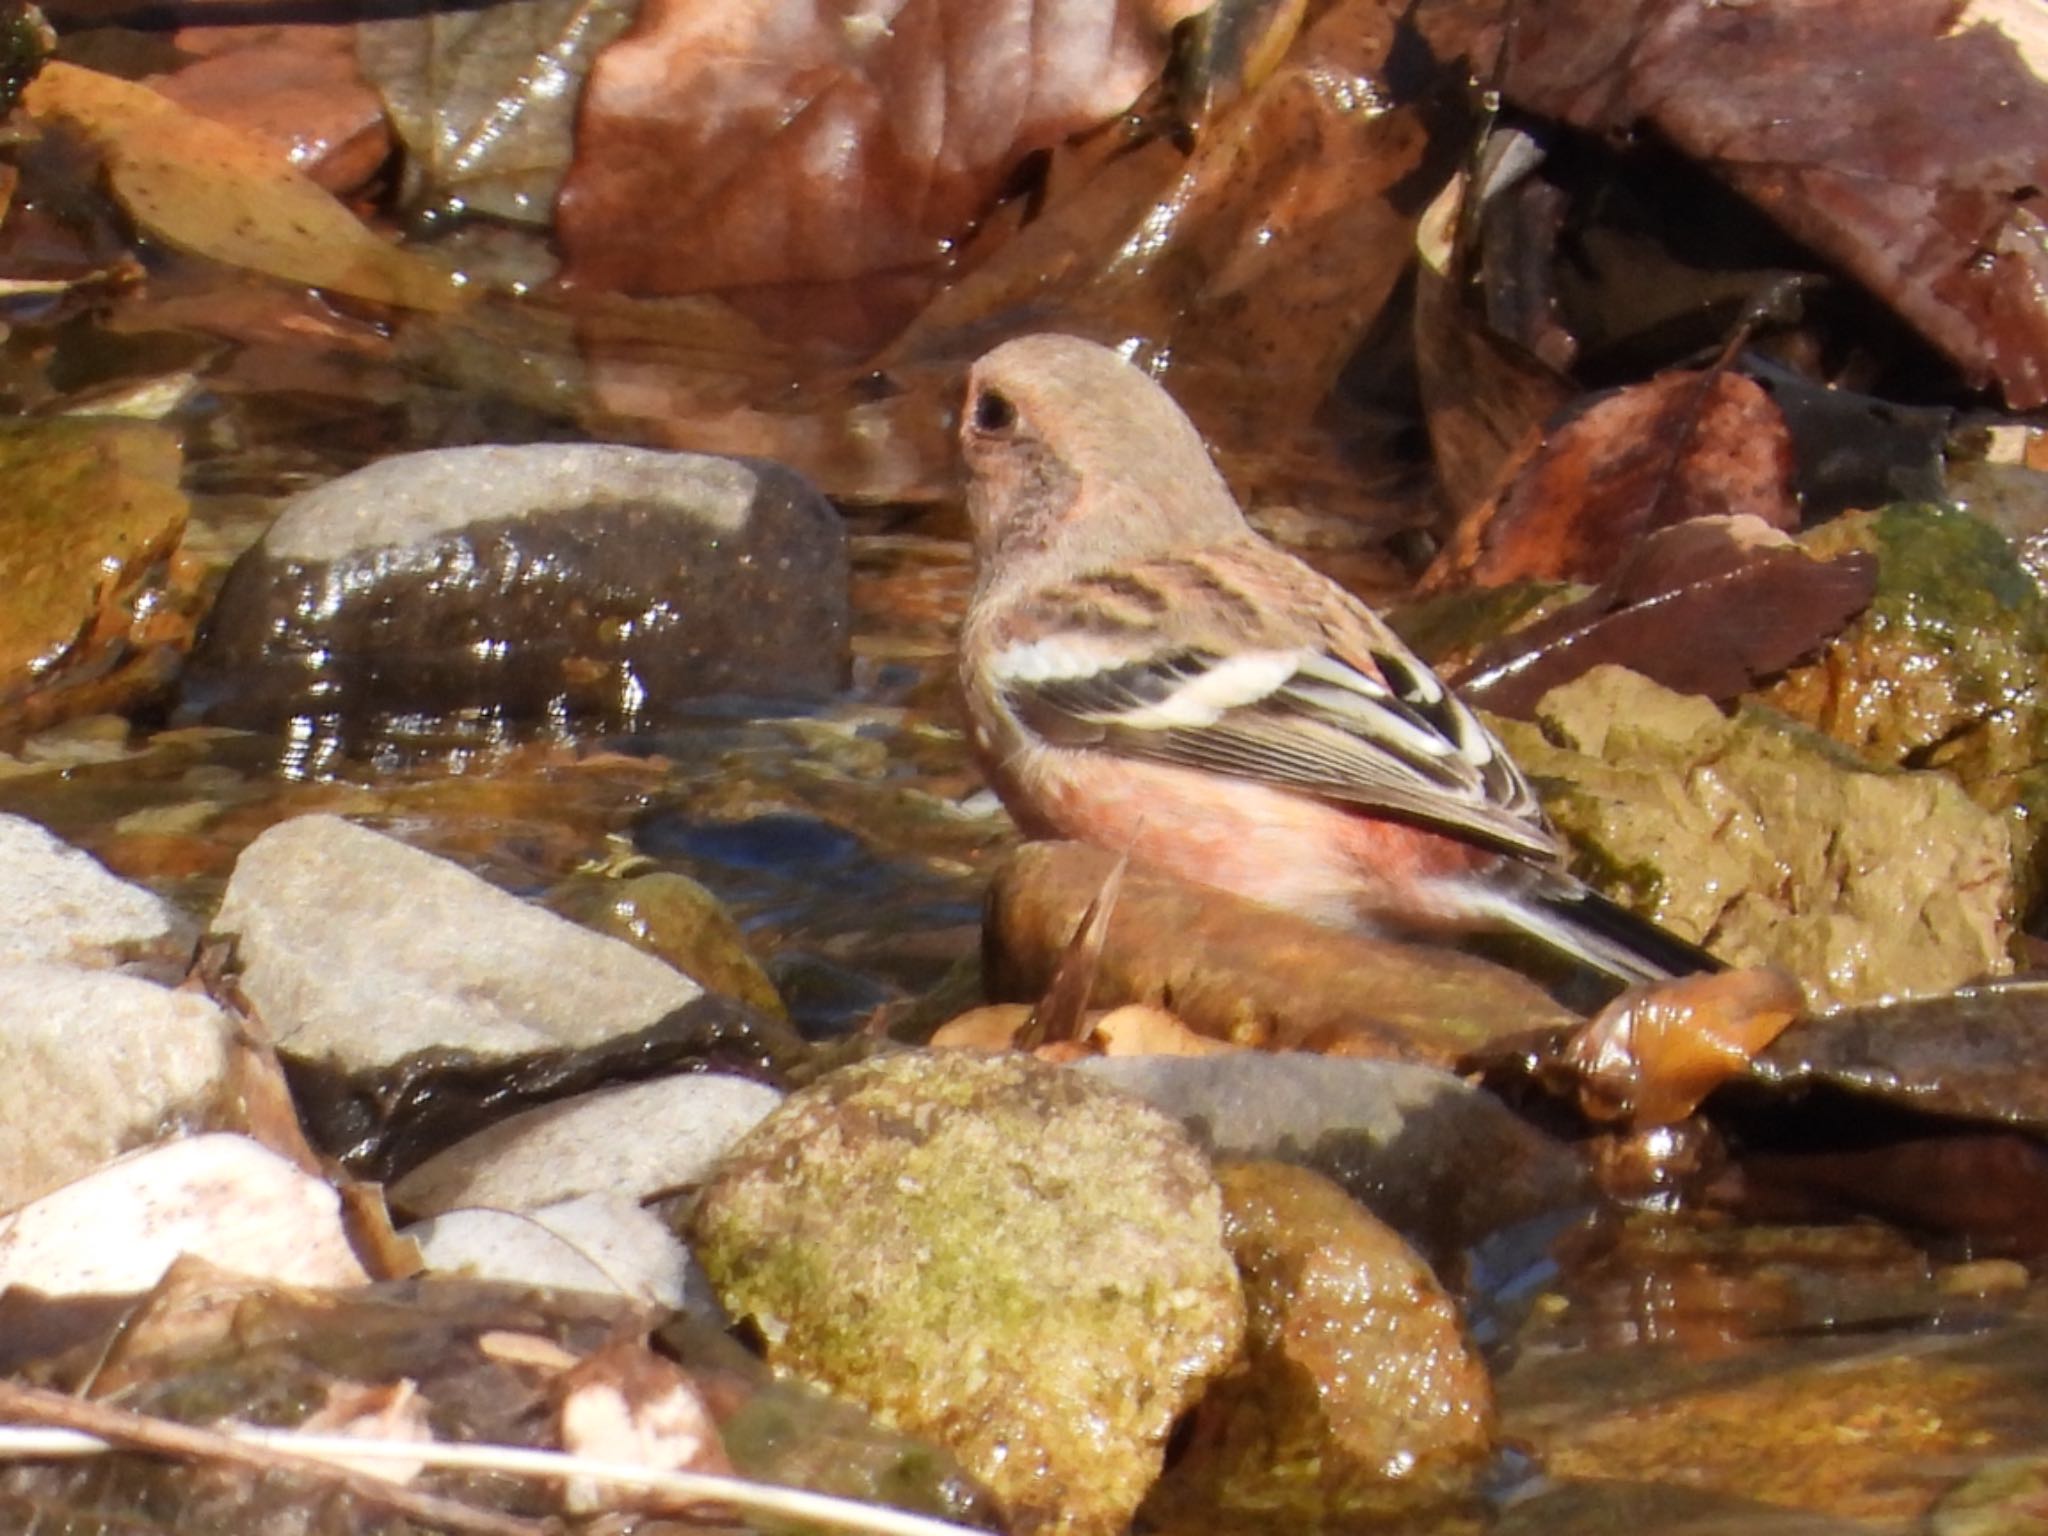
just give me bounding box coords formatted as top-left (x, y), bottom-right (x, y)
top-left (1473, 877), bottom-right (1724, 987)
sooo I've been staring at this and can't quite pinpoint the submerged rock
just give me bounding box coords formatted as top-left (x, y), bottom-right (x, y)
top-left (987, 841), bottom-right (1574, 1065)
top-left (1146, 1161), bottom-right (1493, 1528)
top-left (0, 419), bottom-right (197, 735)
top-left (547, 869), bottom-right (786, 1019)
top-left (1492, 667), bottom-right (2012, 1007)
top-left (0, 965), bottom-right (237, 1210)
top-left (184, 443), bottom-right (849, 758)
top-left (691, 1050), bottom-right (1246, 1536)
top-left (212, 813), bottom-right (703, 1068)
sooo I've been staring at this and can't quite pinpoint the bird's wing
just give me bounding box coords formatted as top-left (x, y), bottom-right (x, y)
top-left (985, 552), bottom-right (1561, 862)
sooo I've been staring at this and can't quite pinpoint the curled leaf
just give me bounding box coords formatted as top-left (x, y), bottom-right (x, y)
top-left (1565, 967), bottom-right (1805, 1126)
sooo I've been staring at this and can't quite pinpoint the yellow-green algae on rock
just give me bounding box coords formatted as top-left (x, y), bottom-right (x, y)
top-left (1491, 666), bottom-right (2012, 1007)
top-left (689, 1049), bottom-right (1247, 1536)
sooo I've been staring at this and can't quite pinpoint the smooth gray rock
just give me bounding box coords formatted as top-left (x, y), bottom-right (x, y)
top-left (0, 965), bottom-right (237, 1210)
top-left (0, 814), bottom-right (186, 971)
top-left (408, 1191), bottom-right (692, 1307)
top-left (183, 443), bottom-right (849, 746)
top-left (391, 1072), bottom-right (783, 1216)
top-left (213, 814), bottom-right (702, 1069)
top-left (1078, 1054), bottom-right (1593, 1257)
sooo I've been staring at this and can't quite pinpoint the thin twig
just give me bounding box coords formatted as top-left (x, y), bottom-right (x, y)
top-left (0, 1382), bottom-right (994, 1536)
top-left (0, 1380), bottom-right (541, 1536)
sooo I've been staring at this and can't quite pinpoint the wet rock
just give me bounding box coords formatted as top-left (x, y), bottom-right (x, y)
top-left (184, 444), bottom-right (849, 756)
top-left (0, 419), bottom-right (198, 735)
top-left (547, 869), bottom-right (785, 1018)
top-left (391, 1072), bottom-right (783, 1216)
top-left (691, 1050), bottom-right (1245, 1536)
top-left (1764, 504), bottom-right (2048, 904)
top-left (1491, 666), bottom-right (2012, 1007)
top-left (212, 813), bottom-right (703, 1069)
top-left (0, 964), bottom-right (237, 1210)
top-left (408, 1191), bottom-right (693, 1307)
top-left (0, 1134), bottom-right (368, 1295)
top-left (1146, 1161), bottom-right (1492, 1528)
top-left (0, 813), bottom-right (188, 972)
top-left (1747, 978), bottom-right (2048, 1138)
top-left (1078, 1054), bottom-right (1593, 1260)
top-left (988, 842), bottom-right (1574, 1066)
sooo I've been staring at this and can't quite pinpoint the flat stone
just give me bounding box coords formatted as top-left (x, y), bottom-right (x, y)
top-left (0, 964), bottom-right (236, 1211)
top-left (212, 814), bottom-right (702, 1069)
top-left (391, 1072), bottom-right (783, 1215)
top-left (183, 443), bottom-right (848, 750)
top-left (409, 1192), bottom-right (692, 1307)
top-left (0, 813), bottom-right (187, 970)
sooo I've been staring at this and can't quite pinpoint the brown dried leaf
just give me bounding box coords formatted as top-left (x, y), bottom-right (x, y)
top-left (1429, 367), bottom-right (1799, 588)
top-left (1093, 1004), bottom-right (1247, 1057)
top-left (1456, 515), bottom-right (1879, 718)
top-left (1565, 967), bottom-right (1805, 1127)
top-left (557, 0), bottom-right (1194, 297)
top-left (1503, 0), bottom-right (2048, 409)
top-left (23, 62), bottom-right (460, 312)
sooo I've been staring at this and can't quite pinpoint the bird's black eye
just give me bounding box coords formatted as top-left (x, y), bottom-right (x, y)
top-left (972, 389), bottom-right (1018, 433)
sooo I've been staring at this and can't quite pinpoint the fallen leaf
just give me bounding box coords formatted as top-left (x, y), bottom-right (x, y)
top-left (1093, 1004), bottom-right (1245, 1057)
top-left (1428, 366), bottom-right (1800, 588)
top-left (557, 0), bottom-right (1196, 296)
top-left (24, 61), bottom-right (461, 312)
top-left (1456, 515), bottom-right (1878, 717)
top-left (1564, 967), bottom-right (1805, 1126)
top-left (1503, 0), bottom-right (2048, 409)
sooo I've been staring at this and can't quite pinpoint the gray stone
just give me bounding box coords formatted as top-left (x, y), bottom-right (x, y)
top-left (183, 443), bottom-right (848, 746)
top-left (0, 814), bottom-right (186, 971)
top-left (212, 814), bottom-right (701, 1069)
top-left (392, 1072), bottom-right (782, 1216)
top-left (408, 1192), bottom-right (692, 1306)
top-left (1078, 1054), bottom-right (1593, 1258)
top-left (0, 964), bottom-right (236, 1210)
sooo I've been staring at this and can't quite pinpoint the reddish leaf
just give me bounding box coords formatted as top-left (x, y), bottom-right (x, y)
top-left (1456, 515), bottom-right (1878, 718)
top-left (1428, 367), bottom-right (1799, 587)
top-left (556, 0), bottom-right (1192, 301)
top-left (1503, 0), bottom-right (2048, 409)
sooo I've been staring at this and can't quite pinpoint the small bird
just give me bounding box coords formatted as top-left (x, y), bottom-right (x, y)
top-left (956, 333), bottom-right (1717, 986)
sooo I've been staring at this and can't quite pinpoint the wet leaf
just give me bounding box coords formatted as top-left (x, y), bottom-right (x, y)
top-left (23, 61), bottom-right (462, 312)
top-left (1564, 968), bottom-right (1804, 1126)
top-left (358, 0), bottom-right (637, 225)
top-left (1456, 516), bottom-right (1879, 718)
top-left (1429, 366), bottom-right (1800, 587)
top-left (557, 0), bottom-right (1194, 298)
top-left (1503, 0), bottom-right (2048, 409)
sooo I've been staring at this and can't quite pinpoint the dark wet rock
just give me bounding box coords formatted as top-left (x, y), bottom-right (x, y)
top-left (0, 812), bottom-right (189, 973)
top-left (407, 1191), bottom-right (693, 1307)
top-left (546, 869), bottom-right (785, 1018)
top-left (391, 1072), bottom-right (783, 1216)
top-left (213, 813), bottom-right (703, 1071)
top-left (1764, 504), bottom-right (2048, 905)
top-left (987, 842), bottom-right (1575, 1067)
top-left (0, 965), bottom-right (237, 1210)
top-left (1491, 666), bottom-right (2011, 1007)
top-left (0, 419), bottom-right (198, 736)
top-left (1077, 1054), bottom-right (1592, 1261)
top-left (184, 444), bottom-right (849, 755)
top-left (1746, 979), bottom-right (2048, 1138)
top-left (691, 1050), bottom-right (1245, 1536)
top-left (1145, 1161), bottom-right (1492, 1528)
